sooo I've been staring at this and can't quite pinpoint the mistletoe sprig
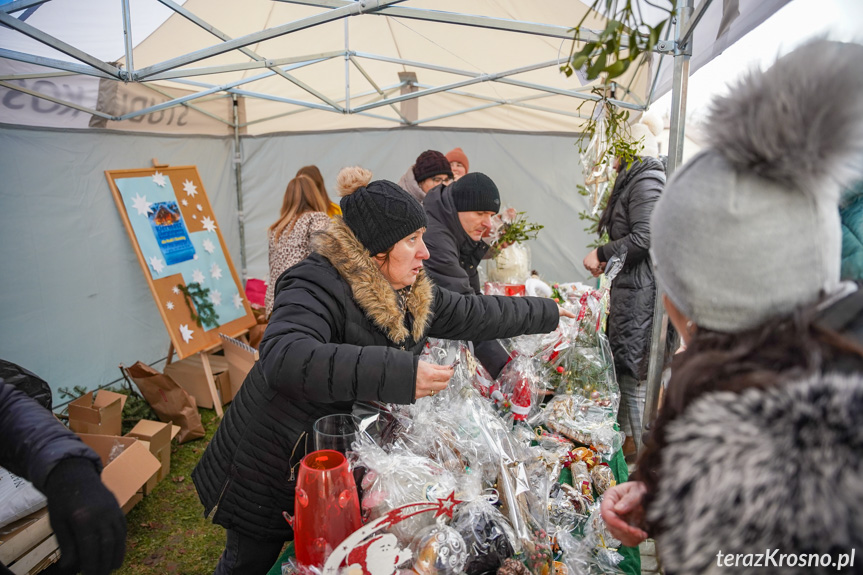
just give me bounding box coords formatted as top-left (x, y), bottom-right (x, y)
top-left (489, 207), bottom-right (544, 257)
top-left (561, 0), bottom-right (674, 84)
top-left (177, 282), bottom-right (220, 329)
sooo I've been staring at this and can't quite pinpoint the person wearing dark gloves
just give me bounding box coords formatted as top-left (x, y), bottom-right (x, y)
top-left (193, 166), bottom-right (573, 575)
top-left (0, 381), bottom-right (126, 575)
top-left (422, 172), bottom-right (512, 377)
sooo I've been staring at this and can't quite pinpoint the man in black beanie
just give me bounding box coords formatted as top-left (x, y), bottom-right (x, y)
top-left (423, 172), bottom-right (511, 377)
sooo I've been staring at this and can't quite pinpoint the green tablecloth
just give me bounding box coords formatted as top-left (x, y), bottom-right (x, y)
top-left (268, 448), bottom-right (639, 575)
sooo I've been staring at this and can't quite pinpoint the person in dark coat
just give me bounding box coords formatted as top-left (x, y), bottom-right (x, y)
top-left (0, 380), bottom-right (126, 575)
top-left (583, 112), bottom-right (666, 457)
top-left (423, 172), bottom-right (511, 377)
top-left (599, 39), bottom-right (863, 573)
top-left (192, 166), bottom-right (570, 575)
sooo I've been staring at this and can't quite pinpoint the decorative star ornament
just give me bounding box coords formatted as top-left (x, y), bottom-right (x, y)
top-left (232, 293), bottom-right (244, 309)
top-left (433, 491), bottom-right (462, 519)
top-left (196, 204), bottom-right (203, 211)
top-left (166, 301), bottom-right (175, 310)
top-left (192, 269), bottom-right (205, 284)
top-left (152, 171), bottom-right (167, 187)
top-left (183, 179), bottom-right (198, 197)
top-left (210, 262), bottom-right (223, 280)
top-left (149, 256), bottom-right (165, 275)
top-left (201, 215), bottom-right (217, 233)
top-left (131, 193), bottom-right (153, 216)
top-left (179, 323), bottom-right (194, 343)
top-left (211, 290), bottom-right (222, 306)
top-left (172, 286), bottom-right (181, 295)
top-left (202, 238), bottom-right (216, 254)
top-left (181, 199), bottom-right (189, 207)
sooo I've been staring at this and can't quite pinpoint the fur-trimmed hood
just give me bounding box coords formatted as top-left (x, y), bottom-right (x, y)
top-left (649, 371), bottom-right (863, 574)
top-left (311, 218), bottom-right (434, 345)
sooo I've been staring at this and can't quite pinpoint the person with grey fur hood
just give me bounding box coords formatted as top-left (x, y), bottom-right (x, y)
top-left (600, 39), bottom-right (863, 574)
top-left (193, 166), bottom-right (574, 575)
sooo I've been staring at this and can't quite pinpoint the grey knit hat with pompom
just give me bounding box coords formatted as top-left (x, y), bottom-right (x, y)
top-left (650, 39), bottom-right (863, 332)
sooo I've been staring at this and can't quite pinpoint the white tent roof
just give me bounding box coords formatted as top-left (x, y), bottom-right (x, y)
top-left (0, 0), bottom-right (788, 135)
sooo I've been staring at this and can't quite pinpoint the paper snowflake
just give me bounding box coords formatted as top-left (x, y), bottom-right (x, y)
top-left (172, 286), bottom-right (181, 295)
top-left (202, 238), bottom-right (216, 254)
top-left (131, 193), bottom-right (153, 216)
top-left (149, 256), bottom-right (165, 275)
top-left (210, 262), bottom-right (223, 280)
top-left (211, 290), bottom-right (222, 306)
top-left (166, 301), bottom-right (175, 310)
top-left (201, 216), bottom-right (217, 233)
top-left (181, 199), bottom-right (189, 207)
top-left (179, 323), bottom-right (194, 343)
top-left (183, 179), bottom-right (198, 197)
top-left (152, 171), bottom-right (167, 187)
top-left (196, 204), bottom-right (203, 211)
top-left (192, 269), bottom-right (205, 284)
top-left (192, 214), bottom-right (197, 220)
top-left (232, 293), bottom-right (244, 309)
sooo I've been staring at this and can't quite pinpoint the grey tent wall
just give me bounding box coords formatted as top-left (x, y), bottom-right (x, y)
top-left (0, 125), bottom-right (593, 403)
top-left (240, 128), bottom-right (591, 282)
top-left (0, 125), bottom-right (236, 404)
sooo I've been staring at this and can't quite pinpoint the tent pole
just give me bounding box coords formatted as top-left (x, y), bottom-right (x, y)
top-left (232, 93), bottom-right (248, 283)
top-left (640, 0), bottom-right (693, 452)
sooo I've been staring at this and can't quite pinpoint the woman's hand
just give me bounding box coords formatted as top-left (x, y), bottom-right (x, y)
top-left (582, 249), bottom-right (605, 278)
top-left (600, 481), bottom-right (649, 547)
top-left (416, 361), bottom-right (454, 398)
top-left (559, 306), bottom-right (576, 319)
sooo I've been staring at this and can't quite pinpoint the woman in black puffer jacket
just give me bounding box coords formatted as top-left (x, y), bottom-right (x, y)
top-left (193, 166), bottom-right (568, 575)
top-left (583, 113), bottom-right (666, 458)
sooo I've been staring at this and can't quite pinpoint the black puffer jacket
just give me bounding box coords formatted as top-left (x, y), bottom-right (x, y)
top-left (597, 157), bottom-right (665, 380)
top-left (192, 219), bottom-right (559, 540)
top-left (423, 187), bottom-right (511, 376)
top-left (0, 381), bottom-right (101, 492)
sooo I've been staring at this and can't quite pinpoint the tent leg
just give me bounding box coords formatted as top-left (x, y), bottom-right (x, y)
top-left (641, 0), bottom-right (692, 450)
top-left (232, 93), bottom-right (247, 284)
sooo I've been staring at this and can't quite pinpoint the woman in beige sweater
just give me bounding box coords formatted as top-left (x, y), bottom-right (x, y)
top-left (265, 175), bottom-right (330, 316)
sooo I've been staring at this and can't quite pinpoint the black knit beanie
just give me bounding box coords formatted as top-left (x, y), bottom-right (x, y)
top-left (412, 150), bottom-right (453, 183)
top-left (340, 179), bottom-right (428, 255)
top-left (450, 172), bottom-right (501, 213)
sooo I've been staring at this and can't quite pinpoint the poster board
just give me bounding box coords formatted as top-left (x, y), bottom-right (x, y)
top-left (106, 165), bottom-right (256, 360)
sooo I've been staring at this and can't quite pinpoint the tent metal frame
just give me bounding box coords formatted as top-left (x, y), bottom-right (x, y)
top-left (0, 0), bottom-right (672, 127)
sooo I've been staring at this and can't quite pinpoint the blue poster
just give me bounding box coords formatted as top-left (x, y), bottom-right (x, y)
top-left (148, 201), bottom-right (196, 265)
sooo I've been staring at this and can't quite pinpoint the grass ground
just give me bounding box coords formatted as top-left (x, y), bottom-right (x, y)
top-left (115, 408), bottom-right (225, 575)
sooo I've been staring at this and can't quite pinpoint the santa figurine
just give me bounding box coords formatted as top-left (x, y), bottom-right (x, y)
top-left (509, 378), bottom-right (532, 422)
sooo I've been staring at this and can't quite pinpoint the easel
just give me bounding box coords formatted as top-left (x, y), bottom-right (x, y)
top-left (106, 160), bottom-right (257, 420)
top-left (164, 330), bottom-right (253, 419)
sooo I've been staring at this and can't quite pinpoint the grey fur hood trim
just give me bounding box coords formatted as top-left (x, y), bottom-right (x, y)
top-left (311, 218), bottom-right (434, 344)
top-left (649, 371), bottom-right (863, 574)
top-left (708, 38), bottom-right (863, 199)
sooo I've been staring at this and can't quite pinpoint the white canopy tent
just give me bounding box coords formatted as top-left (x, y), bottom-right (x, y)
top-left (0, 0), bottom-right (787, 401)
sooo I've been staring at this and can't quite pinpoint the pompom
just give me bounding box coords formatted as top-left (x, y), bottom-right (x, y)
top-left (639, 111), bottom-right (663, 137)
top-left (707, 38), bottom-right (863, 199)
top-left (336, 166), bottom-right (373, 197)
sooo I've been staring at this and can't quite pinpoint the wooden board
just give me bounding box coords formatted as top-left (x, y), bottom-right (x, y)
top-left (105, 166), bottom-right (255, 359)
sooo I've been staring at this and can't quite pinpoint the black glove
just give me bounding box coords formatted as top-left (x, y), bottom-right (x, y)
top-left (43, 457), bottom-right (126, 575)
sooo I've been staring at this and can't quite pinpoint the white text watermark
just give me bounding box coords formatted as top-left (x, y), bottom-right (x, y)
top-left (716, 549), bottom-right (856, 571)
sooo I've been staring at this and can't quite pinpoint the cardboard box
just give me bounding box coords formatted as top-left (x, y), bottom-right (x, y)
top-left (219, 333), bottom-right (259, 402)
top-left (67, 390), bottom-right (127, 436)
top-left (77, 434), bottom-right (161, 514)
top-left (163, 354), bottom-right (231, 409)
top-left (126, 420), bottom-right (172, 494)
top-left (0, 508), bottom-right (59, 574)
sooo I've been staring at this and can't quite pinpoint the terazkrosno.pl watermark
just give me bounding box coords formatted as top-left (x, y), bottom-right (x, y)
top-left (716, 550), bottom-right (856, 570)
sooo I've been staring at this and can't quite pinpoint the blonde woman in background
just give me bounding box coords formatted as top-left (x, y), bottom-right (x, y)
top-left (265, 175), bottom-right (330, 316)
top-left (296, 164), bottom-right (341, 217)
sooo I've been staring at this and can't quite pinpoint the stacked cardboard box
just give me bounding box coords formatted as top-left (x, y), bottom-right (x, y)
top-left (163, 354), bottom-right (231, 409)
top-left (126, 420), bottom-right (172, 495)
top-left (67, 390), bottom-right (127, 436)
